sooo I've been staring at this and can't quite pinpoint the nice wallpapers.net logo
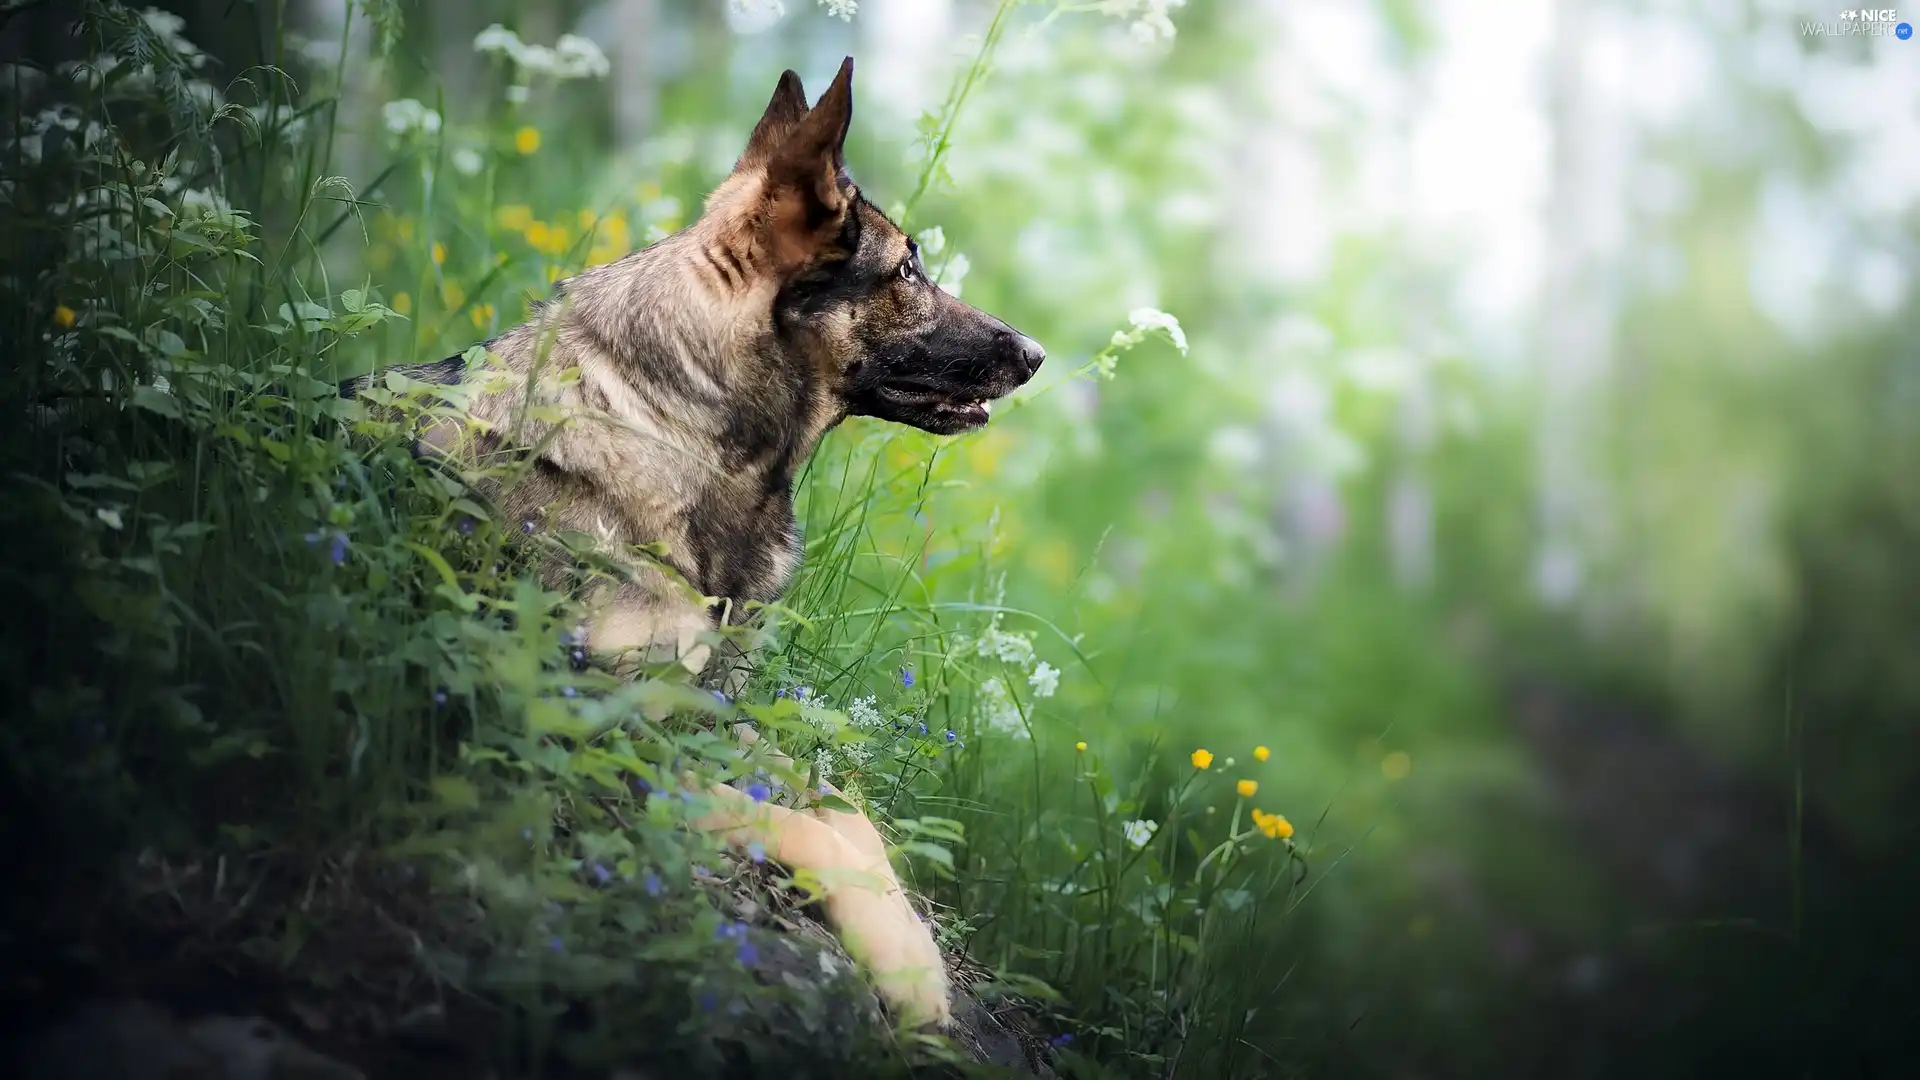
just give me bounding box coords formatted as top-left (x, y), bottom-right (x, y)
top-left (1802, 9), bottom-right (1913, 36)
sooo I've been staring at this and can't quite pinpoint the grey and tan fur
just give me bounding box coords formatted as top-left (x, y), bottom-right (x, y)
top-left (344, 59), bottom-right (1043, 1030)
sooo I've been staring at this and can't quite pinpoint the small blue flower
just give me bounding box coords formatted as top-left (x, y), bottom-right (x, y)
top-left (433, 688), bottom-right (448, 707)
top-left (1050, 1033), bottom-right (1073, 1048)
top-left (745, 781), bottom-right (770, 803)
top-left (561, 685), bottom-right (576, 699)
top-left (630, 775), bottom-right (652, 796)
top-left (901, 668), bottom-right (915, 688)
top-left (918, 722), bottom-right (929, 735)
top-left (569, 646), bottom-right (588, 666)
top-left (716, 921), bottom-right (747, 941)
top-left (521, 827), bottom-right (534, 842)
top-left (698, 991), bottom-right (717, 1013)
top-left (329, 533), bottom-right (349, 566)
top-left (736, 941), bottom-right (759, 967)
top-left (591, 862), bottom-right (611, 884)
top-left (522, 519), bottom-right (536, 534)
top-left (711, 690), bottom-right (730, 706)
top-left (303, 531), bottom-right (322, 546)
top-left (644, 871), bottom-right (663, 897)
top-left (945, 729), bottom-right (957, 743)
top-left (548, 935), bottom-right (564, 954)
top-left (747, 841), bottom-right (765, 864)
top-left (454, 515), bottom-right (475, 535)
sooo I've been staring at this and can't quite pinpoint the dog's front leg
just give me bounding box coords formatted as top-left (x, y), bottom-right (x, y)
top-left (691, 781), bottom-right (953, 1030)
top-left (583, 571), bottom-right (716, 679)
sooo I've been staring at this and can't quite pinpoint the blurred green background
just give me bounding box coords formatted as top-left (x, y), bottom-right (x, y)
top-left (48, 0), bottom-right (1920, 1075)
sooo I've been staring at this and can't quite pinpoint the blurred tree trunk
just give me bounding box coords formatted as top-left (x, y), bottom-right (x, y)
top-left (1532, 0), bottom-right (1615, 615)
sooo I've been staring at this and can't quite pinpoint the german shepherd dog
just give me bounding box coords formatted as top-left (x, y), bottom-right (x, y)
top-left (345, 59), bottom-right (1042, 1030)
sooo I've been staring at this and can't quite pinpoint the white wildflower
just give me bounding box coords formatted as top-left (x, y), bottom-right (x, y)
top-left (914, 225), bottom-right (947, 257)
top-left (1127, 306), bottom-right (1188, 353)
top-left (553, 34), bottom-right (611, 79)
top-left (819, 0), bottom-right (858, 21)
top-left (969, 620), bottom-right (1035, 668)
top-left (473, 23), bottom-right (523, 58)
top-left (382, 98), bottom-right (441, 138)
top-left (1122, 819), bottom-right (1158, 849)
top-left (516, 43), bottom-right (557, 76)
top-left (1027, 661), bottom-right (1060, 699)
top-left (846, 696), bottom-right (884, 731)
top-left (504, 85), bottom-right (531, 105)
top-left (977, 678), bottom-right (1027, 738)
top-left (451, 147), bottom-right (485, 176)
top-left (140, 7), bottom-right (209, 66)
top-left (726, 0), bottom-right (787, 34)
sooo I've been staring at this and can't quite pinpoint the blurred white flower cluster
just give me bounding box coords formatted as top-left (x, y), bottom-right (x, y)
top-left (915, 225), bottom-right (972, 299)
top-left (725, 1), bottom-right (858, 33)
top-left (1095, 306), bottom-right (1187, 379)
top-left (473, 25), bottom-right (612, 80)
top-left (381, 98), bottom-right (440, 138)
top-left (1094, 0), bottom-right (1189, 44)
top-left (959, 612), bottom-right (1060, 739)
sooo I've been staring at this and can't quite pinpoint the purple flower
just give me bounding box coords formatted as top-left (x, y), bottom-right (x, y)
top-left (711, 690), bottom-right (730, 706)
top-left (455, 515), bottom-right (475, 535)
top-left (944, 729), bottom-right (957, 743)
top-left (630, 775), bottom-right (652, 796)
top-left (698, 991), bottom-right (717, 1013)
top-left (591, 862), bottom-right (611, 884)
top-left (548, 936), bottom-right (564, 954)
top-left (522, 519), bottom-right (536, 534)
top-left (716, 921), bottom-right (747, 942)
top-left (901, 668), bottom-right (915, 688)
top-left (918, 722), bottom-right (929, 735)
top-left (433, 688), bottom-right (448, 707)
top-left (561, 685), bottom-right (576, 699)
top-left (745, 782), bottom-right (770, 803)
top-left (736, 941), bottom-right (759, 967)
top-left (329, 533), bottom-right (349, 565)
top-left (746, 841), bottom-right (765, 864)
top-left (1050, 1033), bottom-right (1073, 1048)
top-left (644, 871), bottom-right (663, 897)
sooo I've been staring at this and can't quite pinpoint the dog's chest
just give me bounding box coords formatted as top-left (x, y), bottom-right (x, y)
top-left (683, 476), bottom-right (804, 610)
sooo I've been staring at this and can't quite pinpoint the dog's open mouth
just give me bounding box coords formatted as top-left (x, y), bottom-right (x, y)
top-left (879, 384), bottom-right (995, 426)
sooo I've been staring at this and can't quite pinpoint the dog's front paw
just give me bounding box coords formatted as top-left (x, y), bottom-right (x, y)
top-left (824, 882), bottom-right (953, 1030)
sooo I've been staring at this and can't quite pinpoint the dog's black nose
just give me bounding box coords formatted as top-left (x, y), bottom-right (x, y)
top-left (1009, 332), bottom-right (1045, 377)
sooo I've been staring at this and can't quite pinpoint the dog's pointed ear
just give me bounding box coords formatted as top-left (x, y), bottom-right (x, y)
top-left (733, 69), bottom-right (810, 175)
top-left (762, 57), bottom-right (855, 269)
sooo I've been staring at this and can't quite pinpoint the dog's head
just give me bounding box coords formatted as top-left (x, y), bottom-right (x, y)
top-left (710, 59), bottom-right (1044, 436)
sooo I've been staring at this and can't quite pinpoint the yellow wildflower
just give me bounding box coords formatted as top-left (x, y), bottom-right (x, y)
top-left (578, 209), bottom-right (599, 230)
top-left (1075, 741), bottom-right (1087, 753)
top-left (1251, 809), bottom-right (1293, 840)
top-left (1236, 779), bottom-right (1258, 798)
top-left (431, 241), bottom-right (446, 265)
top-left (494, 204), bottom-right (534, 232)
top-left (440, 281), bottom-right (465, 310)
top-left (1382, 751), bottom-right (1412, 781)
top-left (470, 303), bottom-right (495, 329)
top-left (1253, 745), bottom-right (1270, 762)
top-left (52, 304), bottom-right (76, 328)
top-left (391, 292), bottom-right (412, 316)
top-left (514, 126), bottom-right (541, 155)
top-left (1190, 748), bottom-right (1213, 770)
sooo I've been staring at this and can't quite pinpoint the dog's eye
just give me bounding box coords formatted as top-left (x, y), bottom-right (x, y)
top-left (898, 261), bottom-right (917, 284)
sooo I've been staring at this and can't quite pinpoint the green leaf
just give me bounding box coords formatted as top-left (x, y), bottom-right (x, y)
top-left (431, 775), bottom-right (480, 810)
